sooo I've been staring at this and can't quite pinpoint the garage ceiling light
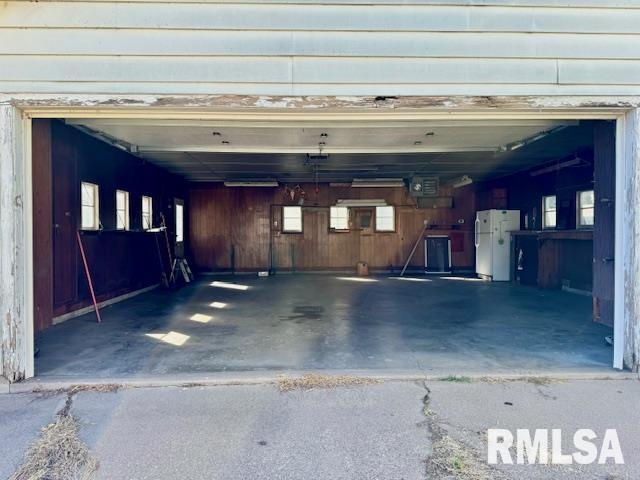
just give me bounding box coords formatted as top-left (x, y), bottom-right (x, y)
top-left (451, 175), bottom-right (473, 188)
top-left (351, 178), bottom-right (405, 188)
top-left (336, 199), bottom-right (387, 207)
top-left (224, 181), bottom-right (278, 187)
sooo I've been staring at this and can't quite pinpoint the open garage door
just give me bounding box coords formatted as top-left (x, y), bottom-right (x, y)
top-left (31, 115), bottom-right (617, 378)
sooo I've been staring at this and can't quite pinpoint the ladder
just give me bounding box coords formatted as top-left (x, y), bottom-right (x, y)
top-left (171, 258), bottom-right (194, 284)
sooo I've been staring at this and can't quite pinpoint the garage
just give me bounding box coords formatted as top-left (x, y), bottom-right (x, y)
top-left (25, 114), bottom-right (616, 378)
top-left (2, 1), bottom-right (640, 383)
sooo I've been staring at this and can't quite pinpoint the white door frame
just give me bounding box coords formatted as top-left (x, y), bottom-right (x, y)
top-left (3, 101), bottom-right (635, 379)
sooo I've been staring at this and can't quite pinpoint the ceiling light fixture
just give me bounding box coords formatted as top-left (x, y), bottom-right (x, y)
top-left (224, 181), bottom-right (278, 187)
top-left (498, 125), bottom-right (568, 153)
top-left (351, 178), bottom-right (405, 188)
top-left (530, 157), bottom-right (583, 177)
top-left (336, 199), bottom-right (388, 207)
top-left (451, 175), bottom-right (473, 189)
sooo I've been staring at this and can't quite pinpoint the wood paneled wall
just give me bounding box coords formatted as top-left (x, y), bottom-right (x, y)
top-left (32, 120), bottom-right (185, 330)
top-left (188, 183), bottom-right (476, 272)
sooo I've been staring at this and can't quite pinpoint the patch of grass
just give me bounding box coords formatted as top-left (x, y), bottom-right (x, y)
top-left (10, 414), bottom-right (97, 480)
top-left (524, 376), bottom-right (559, 386)
top-left (277, 373), bottom-right (381, 392)
top-left (440, 375), bottom-right (473, 383)
top-left (33, 383), bottom-right (120, 397)
top-left (451, 456), bottom-right (464, 470)
top-left (426, 430), bottom-right (502, 480)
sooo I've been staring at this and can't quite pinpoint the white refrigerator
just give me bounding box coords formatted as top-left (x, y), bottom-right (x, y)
top-left (474, 209), bottom-right (520, 281)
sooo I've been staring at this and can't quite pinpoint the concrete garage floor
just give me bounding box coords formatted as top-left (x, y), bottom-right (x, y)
top-left (35, 274), bottom-right (613, 379)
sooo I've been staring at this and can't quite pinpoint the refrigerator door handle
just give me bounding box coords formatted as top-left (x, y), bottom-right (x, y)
top-left (474, 218), bottom-right (480, 247)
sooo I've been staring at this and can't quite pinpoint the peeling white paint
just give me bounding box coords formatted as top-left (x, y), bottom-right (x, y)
top-left (0, 105), bottom-right (28, 382)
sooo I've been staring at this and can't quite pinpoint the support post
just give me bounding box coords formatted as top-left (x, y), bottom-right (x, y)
top-left (0, 105), bottom-right (32, 381)
top-left (621, 109), bottom-right (640, 372)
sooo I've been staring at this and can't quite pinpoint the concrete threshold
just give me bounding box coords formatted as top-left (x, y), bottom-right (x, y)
top-left (7, 368), bottom-right (638, 394)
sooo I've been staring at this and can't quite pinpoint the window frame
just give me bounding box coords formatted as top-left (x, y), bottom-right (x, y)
top-left (329, 206), bottom-right (350, 232)
top-left (80, 181), bottom-right (100, 231)
top-left (542, 194), bottom-right (557, 230)
top-left (142, 195), bottom-right (153, 231)
top-left (115, 189), bottom-right (130, 231)
top-left (375, 205), bottom-right (396, 232)
top-left (576, 189), bottom-right (595, 229)
top-left (282, 206), bottom-right (303, 233)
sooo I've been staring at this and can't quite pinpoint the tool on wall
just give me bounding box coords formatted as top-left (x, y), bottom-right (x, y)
top-left (76, 230), bottom-right (102, 323)
top-left (399, 219), bottom-right (429, 277)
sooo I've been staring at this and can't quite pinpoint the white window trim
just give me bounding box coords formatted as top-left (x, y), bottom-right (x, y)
top-left (282, 206), bottom-right (303, 233)
top-left (375, 205), bottom-right (395, 232)
top-left (80, 181), bottom-right (99, 231)
top-left (116, 189), bottom-right (130, 231)
top-left (330, 206), bottom-right (349, 231)
top-left (542, 195), bottom-right (557, 229)
top-left (142, 195), bottom-right (153, 230)
top-left (576, 189), bottom-right (595, 229)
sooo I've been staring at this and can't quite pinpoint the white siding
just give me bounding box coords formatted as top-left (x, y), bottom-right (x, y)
top-left (2, 1), bottom-right (640, 96)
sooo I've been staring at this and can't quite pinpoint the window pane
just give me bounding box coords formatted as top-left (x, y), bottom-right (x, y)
top-left (544, 212), bottom-right (556, 228)
top-left (579, 207), bottom-right (594, 226)
top-left (176, 203), bottom-right (184, 242)
top-left (283, 206), bottom-right (302, 232)
top-left (82, 206), bottom-right (95, 229)
top-left (376, 206), bottom-right (395, 231)
top-left (580, 190), bottom-right (594, 209)
top-left (544, 195), bottom-right (556, 211)
top-left (116, 191), bottom-right (125, 210)
top-left (330, 206), bottom-right (348, 230)
top-left (142, 196), bottom-right (152, 230)
top-left (81, 183), bottom-right (94, 206)
top-left (116, 211), bottom-right (126, 230)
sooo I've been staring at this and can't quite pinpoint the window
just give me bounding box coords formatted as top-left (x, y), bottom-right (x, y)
top-left (142, 195), bottom-right (153, 230)
top-left (80, 182), bottom-right (99, 230)
top-left (282, 206), bottom-right (302, 232)
top-left (330, 206), bottom-right (349, 230)
top-left (577, 190), bottom-right (595, 227)
top-left (116, 190), bottom-right (129, 230)
top-left (542, 195), bottom-right (557, 229)
top-left (175, 201), bottom-right (184, 243)
top-left (375, 206), bottom-right (395, 232)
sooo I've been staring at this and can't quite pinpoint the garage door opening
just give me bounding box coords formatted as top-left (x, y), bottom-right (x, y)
top-left (30, 117), bottom-right (617, 378)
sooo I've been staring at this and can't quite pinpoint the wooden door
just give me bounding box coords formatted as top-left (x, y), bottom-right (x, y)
top-left (355, 208), bottom-right (374, 265)
top-left (593, 121), bottom-right (616, 326)
top-left (52, 138), bottom-right (78, 306)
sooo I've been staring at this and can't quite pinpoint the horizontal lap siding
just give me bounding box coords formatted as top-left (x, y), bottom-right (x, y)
top-left (1, 1), bottom-right (640, 96)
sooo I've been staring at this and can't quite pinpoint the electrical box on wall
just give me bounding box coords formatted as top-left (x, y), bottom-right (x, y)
top-left (410, 176), bottom-right (439, 197)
